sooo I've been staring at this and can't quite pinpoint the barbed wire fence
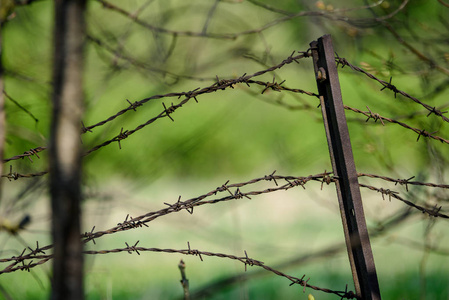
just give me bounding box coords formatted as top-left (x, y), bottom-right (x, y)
top-left (1, 1), bottom-right (449, 299)
top-left (1, 42), bottom-right (448, 298)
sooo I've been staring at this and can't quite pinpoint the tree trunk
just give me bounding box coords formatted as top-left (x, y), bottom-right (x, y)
top-left (50, 0), bottom-right (86, 299)
top-left (0, 21), bottom-right (5, 201)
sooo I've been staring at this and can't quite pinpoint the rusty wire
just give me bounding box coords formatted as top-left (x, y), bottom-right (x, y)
top-left (4, 47), bottom-right (448, 175)
top-left (84, 50), bottom-right (312, 131)
top-left (2, 147), bottom-right (46, 163)
top-left (2, 50), bottom-right (314, 164)
top-left (270, 97), bottom-right (449, 144)
top-left (83, 51), bottom-right (313, 155)
top-left (3, 4), bottom-right (447, 298)
top-left (358, 173), bottom-right (449, 191)
top-left (1, 170), bottom-right (447, 275)
top-left (188, 205), bottom-right (415, 298)
top-left (359, 183), bottom-right (448, 219)
top-left (1, 240), bottom-right (357, 298)
top-left (343, 105), bottom-right (449, 145)
top-left (0, 165), bottom-right (48, 181)
top-left (0, 171), bottom-right (333, 271)
top-left (335, 54), bottom-right (449, 123)
top-left (0, 170), bottom-right (446, 300)
top-left (83, 242), bottom-right (357, 299)
top-left (3, 167), bottom-right (447, 221)
top-left (80, 171), bottom-right (333, 244)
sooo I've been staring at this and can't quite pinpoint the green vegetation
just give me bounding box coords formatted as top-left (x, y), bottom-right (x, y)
top-left (1, 0), bottom-right (449, 299)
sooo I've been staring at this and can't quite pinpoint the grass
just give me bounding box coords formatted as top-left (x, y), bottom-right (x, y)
top-left (1, 177), bottom-right (448, 299)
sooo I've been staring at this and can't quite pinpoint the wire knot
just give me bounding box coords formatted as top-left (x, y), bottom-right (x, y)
top-left (365, 106), bottom-right (385, 126)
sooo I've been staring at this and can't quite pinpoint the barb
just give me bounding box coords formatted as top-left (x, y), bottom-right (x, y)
top-left (3, 147), bottom-right (46, 163)
top-left (336, 54), bottom-right (449, 124)
top-left (1, 165), bottom-right (48, 180)
top-left (364, 106), bottom-right (385, 126)
top-left (250, 79), bottom-right (318, 98)
top-left (390, 102), bottom-right (449, 122)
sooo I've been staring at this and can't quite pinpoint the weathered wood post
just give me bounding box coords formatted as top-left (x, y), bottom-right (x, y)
top-left (310, 34), bottom-right (381, 300)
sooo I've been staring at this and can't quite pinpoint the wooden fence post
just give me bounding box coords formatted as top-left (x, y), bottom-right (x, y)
top-left (310, 34), bottom-right (381, 300)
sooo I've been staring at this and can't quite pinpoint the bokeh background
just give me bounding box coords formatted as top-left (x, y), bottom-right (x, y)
top-left (1, 0), bottom-right (449, 299)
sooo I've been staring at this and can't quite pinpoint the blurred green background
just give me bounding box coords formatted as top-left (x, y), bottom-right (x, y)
top-left (1, 0), bottom-right (449, 299)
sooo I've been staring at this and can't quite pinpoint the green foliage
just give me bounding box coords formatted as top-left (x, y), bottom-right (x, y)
top-left (2, 0), bottom-right (449, 299)
top-left (4, 0), bottom-right (449, 181)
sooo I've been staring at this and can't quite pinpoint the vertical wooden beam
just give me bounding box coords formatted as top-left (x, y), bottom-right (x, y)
top-left (310, 34), bottom-right (381, 300)
top-left (50, 0), bottom-right (86, 299)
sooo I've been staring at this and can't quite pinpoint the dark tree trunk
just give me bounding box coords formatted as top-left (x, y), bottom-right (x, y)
top-left (0, 11), bottom-right (7, 200)
top-left (50, 0), bottom-right (86, 299)
top-left (0, 27), bottom-right (4, 197)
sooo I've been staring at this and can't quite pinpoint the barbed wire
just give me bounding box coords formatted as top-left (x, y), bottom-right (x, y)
top-left (5, 92), bottom-right (446, 168)
top-left (82, 52), bottom-right (314, 154)
top-left (84, 242), bottom-right (358, 299)
top-left (2, 170), bottom-right (447, 275)
top-left (84, 50), bottom-right (312, 132)
top-left (249, 85), bottom-right (449, 146)
top-left (358, 173), bottom-right (449, 191)
top-left (4, 2), bottom-right (447, 298)
top-left (343, 105), bottom-right (449, 145)
top-left (2, 147), bottom-right (46, 163)
top-left (0, 240), bottom-right (357, 298)
top-left (80, 171), bottom-right (335, 244)
top-left (335, 54), bottom-right (449, 124)
top-left (4, 47), bottom-right (448, 174)
top-left (238, 75), bottom-right (449, 146)
top-left (0, 165), bottom-right (48, 181)
top-left (359, 183), bottom-right (448, 219)
top-left (189, 205), bottom-right (415, 299)
top-left (391, 102), bottom-right (449, 122)
top-left (1, 50), bottom-right (314, 164)
top-left (2, 164), bottom-right (448, 220)
top-left (0, 171), bottom-right (334, 272)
